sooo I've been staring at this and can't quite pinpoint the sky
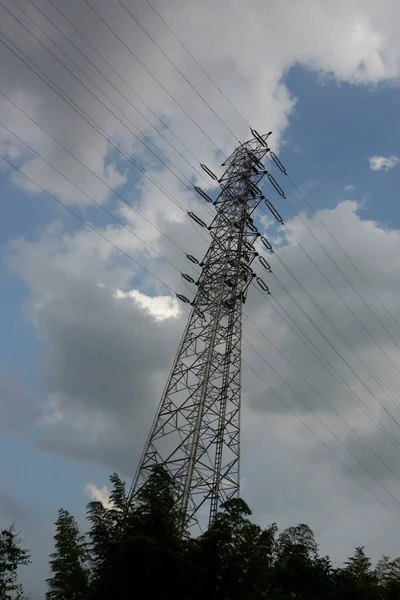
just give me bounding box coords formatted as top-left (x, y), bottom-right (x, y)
top-left (1, 0), bottom-right (400, 596)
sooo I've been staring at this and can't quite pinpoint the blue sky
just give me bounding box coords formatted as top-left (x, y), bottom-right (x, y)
top-left (2, 0), bottom-right (400, 596)
top-left (279, 67), bottom-right (400, 225)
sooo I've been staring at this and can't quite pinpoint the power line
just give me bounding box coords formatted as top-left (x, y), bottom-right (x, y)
top-left (270, 250), bottom-right (400, 414)
top-left (261, 178), bottom-right (400, 375)
top-left (269, 270), bottom-right (400, 430)
top-left (0, 33), bottom-right (211, 245)
top-left (254, 223), bottom-right (400, 426)
top-left (101, 0), bottom-right (400, 406)
top-left (285, 170), bottom-right (400, 338)
top-left (45, 0), bottom-right (210, 171)
top-left (80, 0), bottom-right (226, 156)
top-left (0, 119), bottom-right (186, 277)
top-left (0, 152), bottom-right (183, 299)
top-left (3, 0), bottom-right (215, 208)
top-left (243, 334), bottom-right (400, 511)
top-left (242, 357), bottom-right (400, 526)
top-left (0, 88), bottom-right (198, 259)
top-left (11, 96), bottom-right (400, 485)
top-left (256, 201), bottom-right (400, 412)
top-left (1, 1), bottom-right (215, 240)
top-left (142, 0), bottom-right (400, 364)
top-left (0, 27), bottom-right (184, 217)
top-left (142, 0), bottom-right (250, 130)
top-left (252, 284), bottom-right (400, 455)
top-left (21, 0), bottom-right (219, 195)
top-left (264, 161), bottom-right (400, 353)
top-left (260, 162), bottom-right (400, 409)
top-left (133, 1), bottom-right (400, 396)
top-left (6, 0), bottom-right (398, 518)
top-left (125, 130), bottom-right (400, 528)
top-left (115, 0), bottom-right (241, 143)
top-left (3, 125), bottom-right (400, 525)
top-left (140, 0), bottom-right (400, 370)
top-left (244, 312), bottom-right (400, 484)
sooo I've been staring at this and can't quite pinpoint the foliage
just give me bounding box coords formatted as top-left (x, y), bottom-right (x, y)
top-left (87, 467), bottom-right (182, 599)
top-left (7, 465), bottom-right (400, 599)
top-left (46, 509), bottom-right (89, 600)
top-left (197, 498), bottom-right (275, 599)
top-left (375, 556), bottom-right (400, 599)
top-left (0, 526), bottom-right (29, 600)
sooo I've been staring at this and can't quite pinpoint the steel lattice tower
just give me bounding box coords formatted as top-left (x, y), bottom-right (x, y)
top-left (130, 131), bottom-right (273, 530)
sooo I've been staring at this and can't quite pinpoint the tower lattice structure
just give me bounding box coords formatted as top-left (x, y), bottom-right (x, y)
top-left (130, 131), bottom-right (272, 530)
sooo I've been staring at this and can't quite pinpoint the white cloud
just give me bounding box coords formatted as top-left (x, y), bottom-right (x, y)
top-left (369, 155), bottom-right (400, 171)
top-left (345, 184), bottom-right (355, 191)
top-left (85, 483), bottom-right (112, 509)
top-left (2, 0), bottom-right (400, 207)
top-left (114, 288), bottom-right (181, 321)
top-left (7, 196), bottom-right (400, 567)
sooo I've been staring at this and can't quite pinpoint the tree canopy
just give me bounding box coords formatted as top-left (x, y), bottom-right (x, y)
top-left (0, 526), bottom-right (30, 600)
top-left (3, 466), bottom-right (400, 599)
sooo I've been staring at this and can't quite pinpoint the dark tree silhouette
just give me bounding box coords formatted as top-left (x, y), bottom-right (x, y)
top-left (8, 466), bottom-right (400, 599)
top-left (46, 509), bottom-right (89, 600)
top-left (0, 526), bottom-right (29, 600)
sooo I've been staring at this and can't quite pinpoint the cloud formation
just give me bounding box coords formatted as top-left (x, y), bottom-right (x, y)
top-left (369, 155), bottom-right (400, 171)
top-left (2, 0), bottom-right (400, 208)
top-left (3, 0), bottom-right (400, 593)
top-left (6, 196), bottom-right (400, 564)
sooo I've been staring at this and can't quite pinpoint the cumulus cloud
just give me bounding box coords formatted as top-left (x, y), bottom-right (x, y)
top-left (6, 195), bottom-right (400, 564)
top-left (114, 289), bottom-right (181, 321)
top-left (369, 155), bottom-right (400, 171)
top-left (6, 212), bottom-right (189, 474)
top-left (2, 0), bottom-right (400, 208)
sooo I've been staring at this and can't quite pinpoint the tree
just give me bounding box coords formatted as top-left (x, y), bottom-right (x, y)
top-left (87, 473), bottom-right (130, 599)
top-left (88, 467), bottom-right (183, 600)
top-left (276, 523), bottom-right (319, 559)
top-left (271, 523), bottom-right (335, 600)
top-left (0, 526), bottom-right (30, 600)
top-left (334, 546), bottom-right (379, 600)
top-left (198, 498), bottom-right (276, 600)
top-left (133, 465), bottom-right (181, 544)
top-left (46, 509), bottom-right (89, 600)
top-left (345, 546), bottom-right (373, 579)
top-left (125, 466), bottom-right (186, 599)
top-left (43, 467), bottom-right (400, 600)
top-left (375, 556), bottom-right (400, 600)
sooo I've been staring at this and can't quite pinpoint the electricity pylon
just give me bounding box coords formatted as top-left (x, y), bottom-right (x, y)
top-left (130, 130), bottom-right (274, 530)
